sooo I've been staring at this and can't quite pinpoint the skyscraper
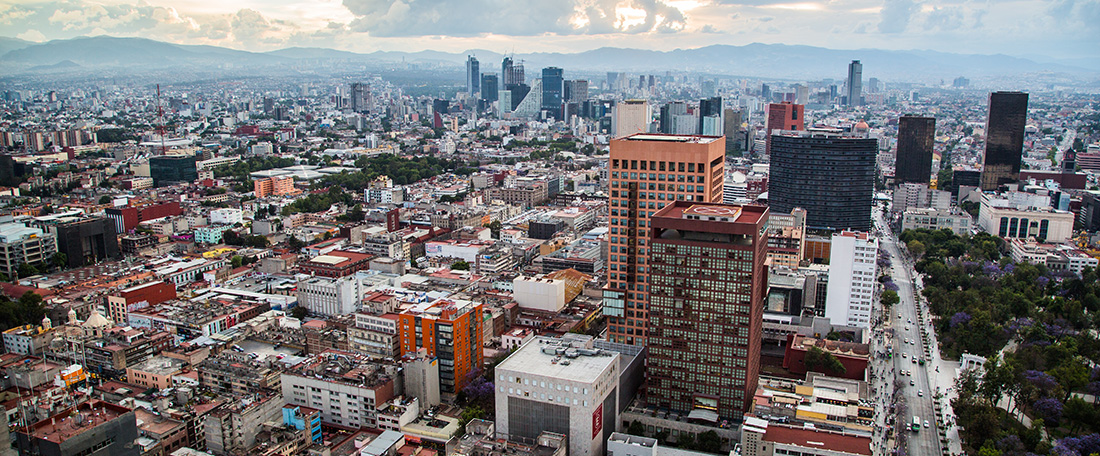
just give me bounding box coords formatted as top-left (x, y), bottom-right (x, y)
top-left (697, 97), bottom-right (722, 135)
top-left (350, 82), bottom-right (368, 113)
top-left (845, 60), bottom-right (863, 106)
top-left (480, 74), bottom-right (498, 103)
top-left (895, 116), bottom-right (936, 185)
top-left (646, 201), bottom-right (768, 418)
top-left (981, 91), bottom-right (1029, 191)
top-left (770, 128), bottom-right (877, 231)
top-left (502, 56), bottom-right (524, 87)
top-left (604, 134), bottom-right (727, 346)
top-left (541, 67), bottom-right (564, 120)
top-left (612, 100), bottom-right (650, 138)
top-left (564, 79), bottom-right (589, 103)
top-left (466, 55), bottom-right (480, 96)
top-left (764, 102), bottom-right (805, 156)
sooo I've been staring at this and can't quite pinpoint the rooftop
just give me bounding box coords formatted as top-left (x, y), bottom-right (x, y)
top-left (622, 133), bottom-right (720, 144)
top-left (762, 422), bottom-right (872, 455)
top-left (25, 400), bottom-right (132, 444)
top-left (495, 335), bottom-right (617, 384)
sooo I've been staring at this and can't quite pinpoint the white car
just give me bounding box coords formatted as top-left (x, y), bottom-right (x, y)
top-left (918, 390), bottom-right (924, 396)
top-left (924, 420), bottom-right (930, 428)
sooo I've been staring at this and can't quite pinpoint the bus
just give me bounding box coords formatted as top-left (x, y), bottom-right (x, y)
top-left (911, 416), bottom-right (921, 432)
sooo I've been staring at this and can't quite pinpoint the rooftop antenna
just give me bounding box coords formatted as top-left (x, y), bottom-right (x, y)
top-left (155, 84), bottom-right (167, 155)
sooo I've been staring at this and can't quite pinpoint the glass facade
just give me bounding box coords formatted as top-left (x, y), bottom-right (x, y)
top-left (895, 116), bottom-right (936, 185)
top-left (981, 91), bottom-right (1029, 190)
top-left (769, 133), bottom-right (876, 231)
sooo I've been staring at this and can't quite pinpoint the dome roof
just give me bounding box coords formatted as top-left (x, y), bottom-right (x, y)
top-left (84, 310), bottom-right (111, 328)
top-left (855, 121), bottom-right (869, 129)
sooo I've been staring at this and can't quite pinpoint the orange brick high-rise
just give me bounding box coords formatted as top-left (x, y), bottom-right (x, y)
top-left (604, 134), bottom-right (725, 345)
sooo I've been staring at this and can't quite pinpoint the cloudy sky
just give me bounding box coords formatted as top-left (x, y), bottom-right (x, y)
top-left (1, 0), bottom-right (1097, 59)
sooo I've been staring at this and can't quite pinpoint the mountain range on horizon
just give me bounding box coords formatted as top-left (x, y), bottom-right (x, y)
top-left (0, 35), bottom-right (1097, 83)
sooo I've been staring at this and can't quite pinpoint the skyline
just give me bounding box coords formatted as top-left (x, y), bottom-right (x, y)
top-left (0, 0), bottom-right (1097, 61)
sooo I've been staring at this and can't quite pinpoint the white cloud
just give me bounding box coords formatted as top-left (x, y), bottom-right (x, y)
top-left (0, 0), bottom-right (1093, 59)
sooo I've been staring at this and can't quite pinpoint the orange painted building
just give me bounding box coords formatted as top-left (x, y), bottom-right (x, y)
top-left (397, 299), bottom-right (483, 394)
top-left (254, 176), bottom-right (296, 197)
top-left (604, 134), bottom-right (726, 346)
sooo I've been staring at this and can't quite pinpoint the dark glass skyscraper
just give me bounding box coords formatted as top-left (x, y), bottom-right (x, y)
top-left (770, 129), bottom-right (877, 231)
top-left (981, 91), bottom-right (1029, 190)
top-left (895, 115), bottom-right (936, 185)
top-left (466, 55), bottom-right (480, 95)
top-left (647, 201), bottom-right (768, 419)
top-left (541, 67), bottom-right (564, 120)
top-left (480, 74), bottom-right (498, 103)
top-left (697, 97), bottom-right (722, 135)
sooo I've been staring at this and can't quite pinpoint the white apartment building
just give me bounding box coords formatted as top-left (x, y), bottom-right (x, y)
top-left (900, 207), bottom-right (972, 235)
top-left (297, 275), bottom-right (360, 316)
top-left (825, 231), bottom-right (878, 328)
top-left (892, 183), bottom-right (950, 212)
top-left (281, 351), bottom-right (398, 429)
top-left (209, 208), bottom-right (244, 225)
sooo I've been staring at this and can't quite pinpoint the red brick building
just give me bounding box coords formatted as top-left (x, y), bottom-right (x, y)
top-left (298, 251), bottom-right (373, 278)
top-left (645, 202), bottom-right (769, 419)
top-left (782, 334), bottom-right (870, 381)
top-left (106, 281), bottom-right (177, 325)
top-left (105, 201), bottom-right (183, 233)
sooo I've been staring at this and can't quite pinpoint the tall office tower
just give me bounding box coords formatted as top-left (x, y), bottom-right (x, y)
top-left (607, 72), bottom-right (620, 90)
top-left (466, 55), bottom-right (480, 96)
top-left (697, 97), bottom-right (723, 135)
top-left (794, 84), bottom-right (810, 105)
top-left (724, 108), bottom-right (744, 153)
top-left (981, 91), bottom-right (1029, 191)
top-left (263, 97), bottom-right (274, 115)
top-left (895, 115), bottom-right (936, 185)
top-left (480, 74), bottom-right (498, 103)
top-left (845, 60), bottom-right (863, 106)
top-left (541, 67), bottom-right (564, 120)
top-left (764, 102), bottom-right (805, 156)
top-left (646, 201), bottom-right (768, 418)
top-left (868, 77), bottom-right (881, 93)
top-left (350, 82), bottom-right (368, 113)
top-left (502, 57), bottom-right (514, 86)
top-left (611, 100), bottom-right (651, 138)
top-left (770, 128), bottom-right (876, 231)
top-left (825, 231), bottom-right (879, 328)
top-left (564, 79), bottom-right (589, 103)
top-left (761, 84), bottom-right (771, 102)
top-left (658, 102), bottom-right (687, 134)
top-left (604, 134), bottom-right (726, 346)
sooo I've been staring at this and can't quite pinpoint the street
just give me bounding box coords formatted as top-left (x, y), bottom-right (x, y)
top-left (872, 207), bottom-right (962, 456)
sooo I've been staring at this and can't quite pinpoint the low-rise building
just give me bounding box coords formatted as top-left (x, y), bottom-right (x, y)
top-left (900, 207), bottom-right (972, 235)
top-left (280, 350), bottom-right (398, 429)
top-left (0, 221), bottom-right (58, 279)
top-left (740, 416), bottom-right (872, 456)
top-left (1008, 238), bottom-right (1099, 277)
top-left (977, 192), bottom-right (1074, 243)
